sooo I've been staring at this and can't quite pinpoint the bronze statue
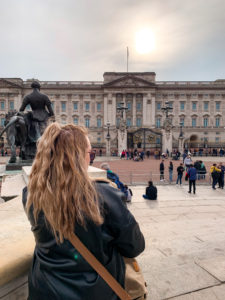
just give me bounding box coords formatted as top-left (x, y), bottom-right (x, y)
top-left (19, 81), bottom-right (54, 140)
top-left (0, 81), bottom-right (55, 163)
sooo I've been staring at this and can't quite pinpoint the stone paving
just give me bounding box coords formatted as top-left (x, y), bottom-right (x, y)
top-left (130, 185), bottom-right (225, 299)
top-left (93, 156), bottom-right (225, 185)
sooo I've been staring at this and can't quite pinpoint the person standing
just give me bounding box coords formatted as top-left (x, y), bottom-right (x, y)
top-left (143, 181), bottom-right (157, 200)
top-left (184, 155), bottom-right (192, 169)
top-left (218, 163), bottom-right (225, 189)
top-left (169, 161), bottom-right (173, 183)
top-left (176, 163), bottom-right (185, 185)
top-left (187, 164), bottom-right (197, 194)
top-left (210, 163), bottom-right (221, 189)
top-left (160, 160), bottom-right (164, 181)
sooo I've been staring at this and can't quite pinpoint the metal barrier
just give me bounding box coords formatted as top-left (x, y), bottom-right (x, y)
top-left (116, 171), bottom-right (212, 186)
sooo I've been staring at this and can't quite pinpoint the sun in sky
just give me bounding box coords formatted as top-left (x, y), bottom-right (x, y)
top-left (135, 28), bottom-right (155, 54)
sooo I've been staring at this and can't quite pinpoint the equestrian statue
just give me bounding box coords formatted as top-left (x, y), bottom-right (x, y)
top-left (0, 81), bottom-right (54, 163)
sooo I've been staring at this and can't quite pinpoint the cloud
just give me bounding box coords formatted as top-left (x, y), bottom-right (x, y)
top-left (0, 0), bottom-right (224, 80)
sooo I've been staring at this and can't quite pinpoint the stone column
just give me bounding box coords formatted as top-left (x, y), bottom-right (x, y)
top-left (103, 94), bottom-right (108, 125)
top-left (151, 93), bottom-right (155, 127)
top-left (133, 95), bottom-right (136, 126)
top-left (142, 95), bottom-right (147, 126)
top-left (112, 94), bottom-right (116, 126)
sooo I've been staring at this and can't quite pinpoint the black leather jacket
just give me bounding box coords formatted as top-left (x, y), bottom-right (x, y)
top-left (22, 181), bottom-right (145, 300)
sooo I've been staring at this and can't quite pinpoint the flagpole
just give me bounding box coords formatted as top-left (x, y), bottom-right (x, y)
top-left (127, 46), bottom-right (129, 73)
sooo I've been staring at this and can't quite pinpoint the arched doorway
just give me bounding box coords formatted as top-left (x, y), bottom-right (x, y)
top-left (189, 134), bottom-right (198, 148)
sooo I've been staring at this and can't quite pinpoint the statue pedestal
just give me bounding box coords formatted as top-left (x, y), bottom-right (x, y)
top-left (162, 129), bottom-right (172, 153)
top-left (106, 139), bottom-right (111, 157)
top-left (178, 136), bottom-right (184, 154)
top-left (118, 129), bottom-right (127, 156)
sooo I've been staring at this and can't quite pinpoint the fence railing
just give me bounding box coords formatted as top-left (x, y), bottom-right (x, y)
top-left (117, 171), bottom-right (212, 185)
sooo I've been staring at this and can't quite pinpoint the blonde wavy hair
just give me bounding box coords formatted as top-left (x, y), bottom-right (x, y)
top-left (26, 122), bottom-right (103, 243)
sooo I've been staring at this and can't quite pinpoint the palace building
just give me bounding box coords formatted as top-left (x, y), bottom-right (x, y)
top-left (0, 72), bottom-right (225, 153)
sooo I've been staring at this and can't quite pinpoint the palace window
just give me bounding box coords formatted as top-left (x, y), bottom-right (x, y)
top-left (156, 137), bottom-right (161, 144)
top-left (116, 118), bottom-right (120, 127)
top-left (97, 137), bottom-right (101, 143)
top-left (156, 118), bottom-right (161, 128)
top-left (126, 118), bottom-right (131, 127)
top-left (97, 117), bottom-right (102, 128)
top-left (1, 118), bottom-right (5, 127)
top-left (51, 102), bottom-right (54, 111)
top-left (73, 117), bottom-right (78, 125)
top-left (97, 103), bottom-right (101, 111)
top-left (180, 117), bottom-right (185, 126)
top-left (26, 104), bottom-right (31, 111)
top-left (85, 102), bottom-right (90, 112)
top-left (203, 117), bottom-right (208, 127)
top-left (156, 102), bottom-right (161, 110)
top-left (136, 118), bottom-right (141, 127)
top-left (73, 102), bottom-right (78, 111)
top-left (192, 102), bottom-right (197, 110)
top-left (215, 137), bottom-right (220, 143)
top-left (215, 117), bottom-right (220, 127)
top-left (61, 102), bottom-right (66, 112)
top-left (85, 118), bottom-right (90, 128)
top-left (136, 102), bottom-right (142, 111)
top-left (9, 101), bottom-right (14, 110)
top-left (0, 101), bottom-right (5, 110)
top-left (216, 102), bottom-right (220, 111)
top-left (127, 102), bottom-right (131, 111)
top-left (61, 117), bottom-right (67, 124)
top-left (169, 102), bottom-right (173, 108)
top-left (192, 118), bottom-right (196, 127)
top-left (204, 102), bottom-right (209, 111)
top-left (180, 102), bottom-right (185, 110)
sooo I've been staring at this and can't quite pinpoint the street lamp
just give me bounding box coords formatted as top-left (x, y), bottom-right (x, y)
top-left (106, 121), bottom-right (110, 140)
top-left (179, 122), bottom-right (183, 138)
top-left (161, 101), bottom-right (173, 118)
top-left (106, 121), bottom-right (111, 157)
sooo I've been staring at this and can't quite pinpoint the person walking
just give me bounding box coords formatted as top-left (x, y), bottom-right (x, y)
top-left (143, 181), bottom-right (157, 200)
top-left (169, 161), bottom-right (173, 183)
top-left (218, 163), bottom-right (225, 189)
top-left (188, 164), bottom-right (197, 194)
top-left (176, 163), bottom-right (185, 185)
top-left (210, 163), bottom-right (221, 189)
top-left (22, 123), bottom-right (145, 300)
top-left (159, 160), bottom-right (164, 181)
top-left (184, 154), bottom-right (192, 169)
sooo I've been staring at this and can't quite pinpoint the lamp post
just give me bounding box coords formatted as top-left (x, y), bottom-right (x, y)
top-left (161, 101), bottom-right (173, 119)
top-left (178, 122), bottom-right (184, 155)
top-left (179, 122), bottom-right (183, 138)
top-left (106, 121), bottom-right (111, 157)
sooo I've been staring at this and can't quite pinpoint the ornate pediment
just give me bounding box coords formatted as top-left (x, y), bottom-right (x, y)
top-left (103, 75), bottom-right (156, 88)
top-left (0, 79), bottom-right (22, 89)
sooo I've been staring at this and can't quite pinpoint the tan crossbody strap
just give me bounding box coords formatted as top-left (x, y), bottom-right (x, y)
top-left (69, 233), bottom-right (131, 300)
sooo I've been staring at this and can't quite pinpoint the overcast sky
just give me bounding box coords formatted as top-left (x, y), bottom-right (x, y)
top-left (0, 0), bottom-right (224, 81)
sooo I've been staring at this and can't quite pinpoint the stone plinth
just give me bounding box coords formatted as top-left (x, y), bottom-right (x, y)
top-left (162, 129), bottom-right (173, 153)
top-left (118, 129), bottom-right (127, 155)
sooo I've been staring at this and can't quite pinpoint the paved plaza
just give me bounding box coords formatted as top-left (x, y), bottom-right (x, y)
top-left (93, 156), bottom-right (224, 185)
top-left (130, 185), bottom-right (225, 299)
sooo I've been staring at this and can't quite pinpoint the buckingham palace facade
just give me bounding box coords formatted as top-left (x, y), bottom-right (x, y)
top-left (0, 72), bottom-right (225, 153)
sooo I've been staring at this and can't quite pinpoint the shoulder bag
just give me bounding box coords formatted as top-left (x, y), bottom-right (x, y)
top-left (69, 233), bottom-right (147, 300)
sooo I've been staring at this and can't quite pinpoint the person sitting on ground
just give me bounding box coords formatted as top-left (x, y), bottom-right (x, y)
top-left (100, 162), bottom-right (126, 193)
top-left (23, 123), bottom-right (145, 300)
top-left (124, 185), bottom-right (133, 202)
top-left (143, 181), bottom-right (157, 200)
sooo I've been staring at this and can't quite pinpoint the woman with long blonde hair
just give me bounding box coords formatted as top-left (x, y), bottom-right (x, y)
top-left (23, 122), bottom-right (145, 300)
